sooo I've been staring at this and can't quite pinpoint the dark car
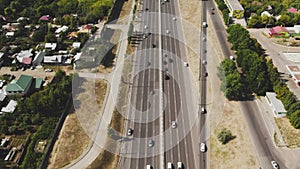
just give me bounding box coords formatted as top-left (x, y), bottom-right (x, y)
top-left (127, 128), bottom-right (133, 136)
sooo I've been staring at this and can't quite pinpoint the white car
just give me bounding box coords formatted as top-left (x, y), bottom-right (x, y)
top-left (45, 68), bottom-right (53, 72)
top-left (173, 17), bottom-right (176, 21)
top-left (271, 161), bottom-right (279, 169)
top-left (184, 62), bottom-right (189, 67)
top-left (200, 142), bottom-right (206, 152)
top-left (202, 60), bottom-right (207, 65)
top-left (201, 107), bottom-right (206, 113)
top-left (171, 121), bottom-right (177, 128)
top-left (144, 25), bottom-right (148, 29)
top-left (177, 162), bottom-right (183, 169)
top-left (229, 55), bottom-right (235, 60)
top-left (167, 162), bottom-right (172, 169)
top-left (146, 164), bottom-right (152, 169)
top-left (166, 30), bottom-right (170, 34)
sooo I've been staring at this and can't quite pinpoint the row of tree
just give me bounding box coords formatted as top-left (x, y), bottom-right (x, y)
top-left (218, 24), bottom-right (300, 128)
top-left (215, 0), bottom-right (231, 25)
top-left (0, 0), bottom-right (113, 24)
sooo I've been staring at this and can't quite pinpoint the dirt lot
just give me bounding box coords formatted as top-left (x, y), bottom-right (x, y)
top-left (47, 80), bottom-right (107, 169)
top-left (178, 0), bottom-right (259, 168)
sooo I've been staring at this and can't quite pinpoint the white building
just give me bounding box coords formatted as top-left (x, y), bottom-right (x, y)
top-left (1, 100), bottom-right (17, 113)
top-left (266, 92), bottom-right (287, 118)
top-left (45, 43), bottom-right (57, 50)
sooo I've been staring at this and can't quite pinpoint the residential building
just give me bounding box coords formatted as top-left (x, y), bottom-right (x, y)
top-left (266, 92), bottom-right (287, 118)
top-left (224, 0), bottom-right (244, 18)
top-left (268, 26), bottom-right (289, 37)
top-left (43, 55), bottom-right (62, 64)
top-left (32, 51), bottom-right (45, 66)
top-left (287, 7), bottom-right (299, 13)
top-left (1, 100), bottom-right (17, 113)
top-left (16, 49), bottom-right (33, 63)
top-left (45, 43), bottom-right (57, 50)
top-left (6, 75), bottom-right (33, 95)
top-left (34, 78), bottom-right (43, 91)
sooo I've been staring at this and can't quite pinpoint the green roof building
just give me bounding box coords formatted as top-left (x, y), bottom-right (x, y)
top-left (6, 75), bottom-right (33, 95)
top-left (35, 78), bottom-right (43, 90)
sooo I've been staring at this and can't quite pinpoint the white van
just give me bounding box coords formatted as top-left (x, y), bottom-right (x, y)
top-left (202, 22), bottom-right (207, 28)
top-left (146, 165), bottom-right (152, 169)
top-left (168, 162), bottom-right (172, 169)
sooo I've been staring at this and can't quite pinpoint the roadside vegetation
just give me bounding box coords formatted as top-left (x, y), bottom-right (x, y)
top-left (215, 0), bottom-right (231, 25)
top-left (218, 24), bottom-right (300, 129)
top-left (217, 128), bottom-right (235, 144)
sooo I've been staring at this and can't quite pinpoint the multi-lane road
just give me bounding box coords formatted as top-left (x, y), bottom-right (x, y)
top-left (118, 0), bottom-right (200, 168)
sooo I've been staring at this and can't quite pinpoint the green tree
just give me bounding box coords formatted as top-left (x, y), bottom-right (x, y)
top-left (217, 128), bottom-right (234, 144)
top-left (287, 102), bottom-right (300, 117)
top-left (289, 110), bottom-right (300, 129)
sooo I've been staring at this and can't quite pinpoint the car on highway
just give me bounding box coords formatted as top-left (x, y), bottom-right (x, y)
top-left (144, 25), bottom-right (148, 29)
top-left (161, 1), bottom-right (165, 5)
top-left (229, 55), bottom-right (235, 60)
top-left (165, 74), bottom-right (170, 80)
top-left (171, 121), bottom-right (177, 128)
top-left (166, 30), bottom-right (170, 34)
top-left (146, 164), bottom-right (152, 169)
top-left (202, 37), bottom-right (206, 41)
top-left (173, 17), bottom-right (176, 21)
top-left (211, 7), bottom-right (214, 10)
top-left (148, 139), bottom-right (154, 147)
top-left (167, 162), bottom-right (172, 169)
top-left (202, 60), bottom-right (207, 65)
top-left (127, 128), bottom-right (133, 136)
top-left (200, 142), bottom-right (206, 152)
top-left (184, 62), bottom-right (189, 67)
top-left (271, 161), bottom-right (279, 169)
top-left (210, 11), bottom-right (214, 15)
top-left (152, 44), bottom-right (156, 48)
top-left (202, 21), bottom-right (207, 28)
top-left (201, 107), bottom-right (206, 113)
top-left (177, 162), bottom-right (183, 169)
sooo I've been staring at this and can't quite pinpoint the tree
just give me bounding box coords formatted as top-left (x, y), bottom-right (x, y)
top-left (32, 29), bottom-right (46, 42)
top-left (287, 102), bottom-right (300, 117)
top-left (290, 110), bottom-right (300, 129)
top-left (217, 128), bottom-right (234, 144)
top-left (8, 125), bottom-right (17, 134)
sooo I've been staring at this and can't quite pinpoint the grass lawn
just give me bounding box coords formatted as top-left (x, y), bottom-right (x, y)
top-left (275, 117), bottom-right (300, 148)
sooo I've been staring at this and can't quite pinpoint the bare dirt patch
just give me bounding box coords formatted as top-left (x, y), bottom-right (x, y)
top-left (47, 80), bottom-right (108, 169)
top-left (275, 117), bottom-right (300, 148)
top-left (47, 113), bottom-right (90, 169)
top-left (210, 101), bottom-right (259, 169)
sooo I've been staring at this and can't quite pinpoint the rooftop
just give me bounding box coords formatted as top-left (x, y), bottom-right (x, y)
top-left (1, 100), bottom-right (17, 113)
top-left (224, 0), bottom-right (244, 11)
top-left (6, 75), bottom-right (33, 92)
top-left (269, 26), bottom-right (288, 34)
top-left (266, 92), bottom-right (287, 114)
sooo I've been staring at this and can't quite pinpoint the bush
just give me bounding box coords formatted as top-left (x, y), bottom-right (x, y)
top-left (217, 128), bottom-right (233, 144)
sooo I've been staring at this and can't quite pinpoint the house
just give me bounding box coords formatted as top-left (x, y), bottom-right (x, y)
top-left (43, 55), bottom-right (62, 64)
top-left (268, 26), bottom-right (289, 37)
top-left (0, 90), bottom-right (7, 107)
top-left (287, 7), bottom-right (298, 13)
top-left (0, 52), bottom-right (4, 59)
top-left (6, 75), bottom-right (33, 95)
top-left (1, 100), bottom-right (17, 113)
top-left (266, 92), bottom-right (287, 117)
top-left (72, 42), bottom-right (81, 48)
top-left (21, 57), bottom-right (32, 65)
top-left (261, 11), bottom-right (272, 17)
top-left (32, 51), bottom-right (45, 66)
top-left (45, 43), bottom-right (57, 50)
top-left (55, 25), bottom-right (68, 34)
top-left (34, 78), bottom-right (43, 90)
top-left (5, 32), bottom-right (14, 37)
top-left (16, 49), bottom-right (33, 63)
top-left (39, 15), bottom-right (52, 22)
top-left (224, 0), bottom-right (244, 18)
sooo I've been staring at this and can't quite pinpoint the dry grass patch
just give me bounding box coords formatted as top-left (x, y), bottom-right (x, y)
top-left (117, 0), bottom-right (133, 25)
top-left (47, 113), bottom-right (90, 169)
top-left (47, 80), bottom-right (107, 169)
top-left (210, 101), bottom-right (258, 169)
top-left (275, 117), bottom-right (300, 148)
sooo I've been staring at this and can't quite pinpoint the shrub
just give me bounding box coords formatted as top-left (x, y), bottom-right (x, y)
top-left (217, 128), bottom-right (233, 144)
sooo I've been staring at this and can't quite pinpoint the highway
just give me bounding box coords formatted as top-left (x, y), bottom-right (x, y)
top-left (118, 0), bottom-right (200, 168)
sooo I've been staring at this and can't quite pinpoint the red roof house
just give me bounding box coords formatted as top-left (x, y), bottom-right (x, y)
top-left (22, 58), bottom-right (32, 65)
top-left (39, 15), bottom-right (52, 21)
top-left (268, 26), bottom-right (289, 37)
top-left (287, 7), bottom-right (298, 13)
